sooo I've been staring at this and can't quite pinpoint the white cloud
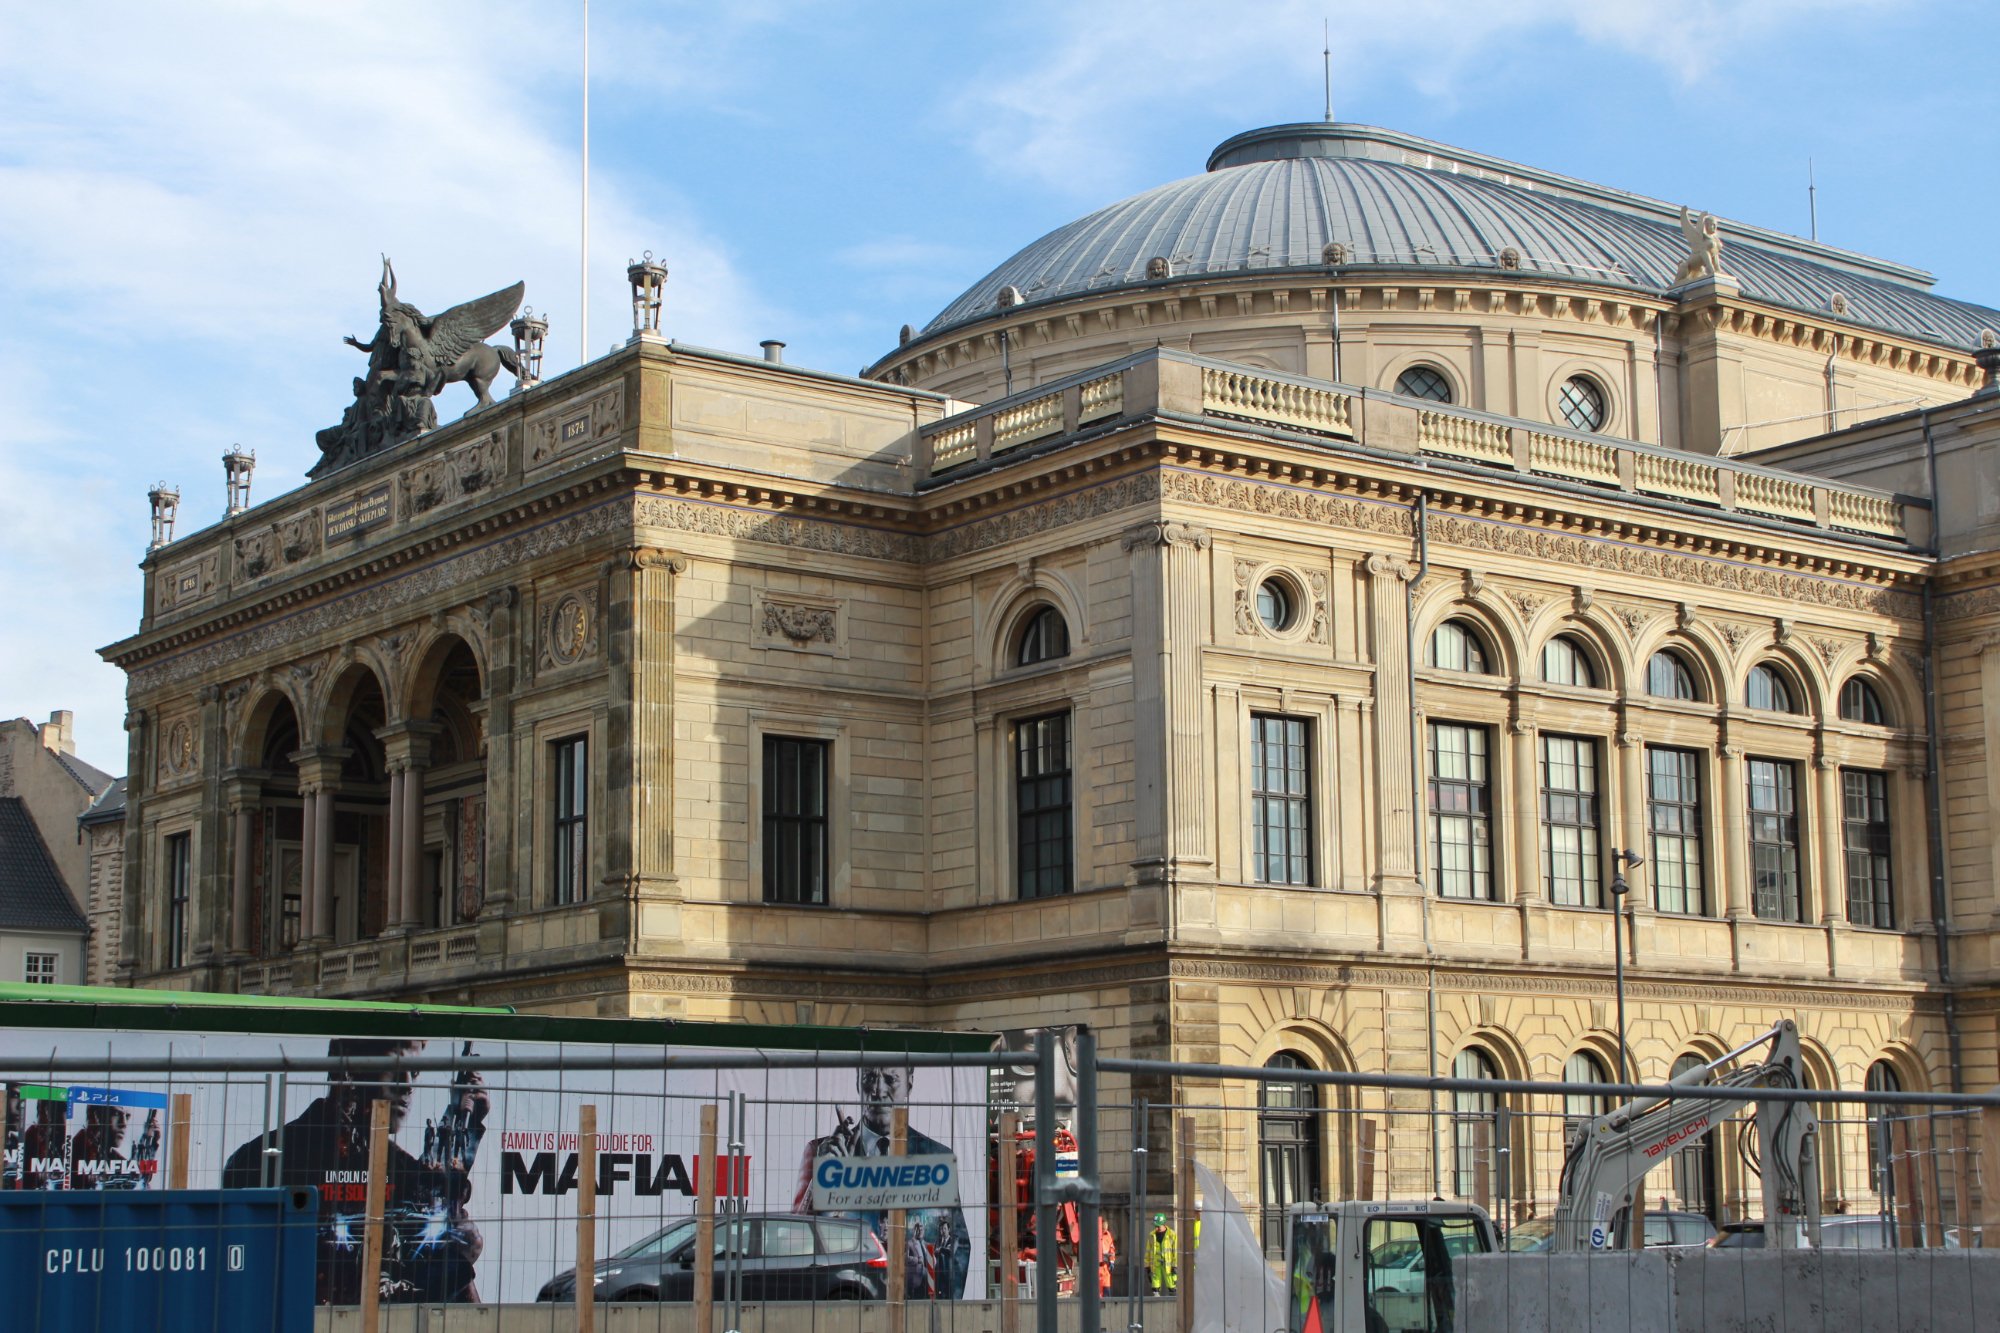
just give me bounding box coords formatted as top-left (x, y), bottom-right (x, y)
top-left (946, 0), bottom-right (1895, 194)
top-left (0, 1), bottom-right (787, 764)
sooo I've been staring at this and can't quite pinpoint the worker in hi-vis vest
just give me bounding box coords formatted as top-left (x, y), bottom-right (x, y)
top-left (1146, 1213), bottom-right (1177, 1294)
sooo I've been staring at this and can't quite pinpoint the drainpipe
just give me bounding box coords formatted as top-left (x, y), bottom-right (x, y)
top-left (1405, 492), bottom-right (1440, 1195)
top-left (1919, 409), bottom-right (1963, 1093)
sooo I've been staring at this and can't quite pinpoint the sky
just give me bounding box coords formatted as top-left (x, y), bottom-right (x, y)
top-left (4, 0), bottom-right (1998, 769)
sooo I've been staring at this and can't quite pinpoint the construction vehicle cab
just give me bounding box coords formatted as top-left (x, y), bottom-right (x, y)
top-left (1286, 1199), bottom-right (1497, 1333)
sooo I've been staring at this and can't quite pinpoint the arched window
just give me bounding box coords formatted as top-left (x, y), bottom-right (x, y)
top-left (1562, 1051), bottom-right (1612, 1143)
top-left (1669, 1053), bottom-right (1718, 1219)
top-left (1541, 635), bottom-right (1597, 688)
top-left (1746, 663), bottom-right (1798, 714)
top-left (1865, 1061), bottom-right (1902, 1194)
top-left (1451, 1048), bottom-right (1502, 1205)
top-left (1429, 619), bottom-right (1492, 674)
top-left (1396, 364), bottom-right (1453, 403)
top-left (1647, 651), bottom-right (1700, 702)
top-left (1558, 375), bottom-right (1607, 432)
top-left (1015, 606), bottom-right (1070, 667)
top-left (1840, 678), bottom-right (1888, 726)
top-left (1258, 1052), bottom-right (1324, 1256)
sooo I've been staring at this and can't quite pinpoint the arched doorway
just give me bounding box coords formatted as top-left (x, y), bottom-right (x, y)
top-left (1451, 1048), bottom-right (1504, 1210)
top-left (401, 635), bottom-right (488, 930)
top-left (1258, 1051), bottom-right (1323, 1256)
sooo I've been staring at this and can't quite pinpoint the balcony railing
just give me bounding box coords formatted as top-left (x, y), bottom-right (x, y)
top-left (915, 348), bottom-right (1915, 542)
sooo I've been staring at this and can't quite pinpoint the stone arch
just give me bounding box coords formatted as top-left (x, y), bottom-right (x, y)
top-left (1415, 597), bottom-right (1520, 680)
top-left (1741, 651), bottom-right (1817, 717)
top-left (405, 632), bottom-right (486, 765)
top-left (1869, 1040), bottom-right (1930, 1095)
top-left (1529, 617), bottom-right (1624, 694)
top-left (986, 570), bottom-right (1087, 673)
top-left (1835, 664), bottom-right (1912, 731)
top-left (235, 684), bottom-right (301, 771)
top-left (1631, 627), bottom-right (1727, 705)
top-left (1794, 1034), bottom-right (1844, 1207)
top-left (1381, 354), bottom-right (1466, 406)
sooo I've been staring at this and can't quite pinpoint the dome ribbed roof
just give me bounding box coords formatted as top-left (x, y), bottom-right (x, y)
top-left (920, 124), bottom-right (1999, 351)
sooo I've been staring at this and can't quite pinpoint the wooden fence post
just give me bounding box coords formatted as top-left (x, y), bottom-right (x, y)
top-left (888, 1107), bottom-right (908, 1333)
top-left (999, 1112), bottom-right (1019, 1333)
top-left (1358, 1117), bottom-right (1378, 1202)
top-left (358, 1098), bottom-right (391, 1333)
top-left (579, 1104), bottom-right (598, 1333)
top-left (696, 1103), bottom-right (718, 1333)
top-left (167, 1092), bottom-right (192, 1190)
top-left (1177, 1115), bottom-right (1195, 1333)
top-left (1893, 1118), bottom-right (1921, 1248)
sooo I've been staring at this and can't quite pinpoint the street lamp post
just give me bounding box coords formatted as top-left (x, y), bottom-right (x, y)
top-left (1609, 848), bottom-right (1644, 1083)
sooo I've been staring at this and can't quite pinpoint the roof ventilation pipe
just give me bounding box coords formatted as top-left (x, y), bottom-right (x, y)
top-left (761, 340), bottom-right (785, 364)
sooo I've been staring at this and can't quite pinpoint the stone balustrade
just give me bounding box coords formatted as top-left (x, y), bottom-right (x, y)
top-left (917, 348), bottom-right (1916, 542)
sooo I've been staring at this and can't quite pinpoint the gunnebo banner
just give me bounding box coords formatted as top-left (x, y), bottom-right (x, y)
top-left (2, 1025), bottom-right (989, 1306)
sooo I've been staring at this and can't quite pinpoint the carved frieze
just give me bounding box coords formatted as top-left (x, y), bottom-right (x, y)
top-left (754, 591), bottom-right (845, 658)
top-left (528, 382), bottom-right (625, 471)
top-left (280, 510), bottom-right (322, 565)
top-left (129, 502), bottom-right (626, 694)
top-left (537, 584), bottom-right (602, 674)
top-left (234, 528), bottom-right (278, 581)
top-left (403, 431), bottom-right (503, 517)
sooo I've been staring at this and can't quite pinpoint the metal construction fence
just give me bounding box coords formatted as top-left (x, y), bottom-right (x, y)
top-left (5, 1031), bottom-right (2000, 1333)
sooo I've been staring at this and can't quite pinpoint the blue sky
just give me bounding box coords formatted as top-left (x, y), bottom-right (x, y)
top-left (4, 0), bottom-right (1996, 768)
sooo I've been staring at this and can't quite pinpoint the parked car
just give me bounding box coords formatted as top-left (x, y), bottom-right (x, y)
top-left (537, 1213), bottom-right (888, 1303)
top-left (1712, 1216), bottom-right (1890, 1249)
top-left (1503, 1210), bottom-right (1713, 1253)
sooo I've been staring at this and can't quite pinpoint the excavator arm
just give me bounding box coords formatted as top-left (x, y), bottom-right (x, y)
top-left (1551, 1020), bottom-right (1821, 1251)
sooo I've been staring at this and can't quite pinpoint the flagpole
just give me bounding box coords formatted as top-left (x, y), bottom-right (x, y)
top-left (581, 0), bottom-right (590, 365)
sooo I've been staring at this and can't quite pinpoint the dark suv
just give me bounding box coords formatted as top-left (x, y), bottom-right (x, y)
top-left (538, 1213), bottom-right (888, 1303)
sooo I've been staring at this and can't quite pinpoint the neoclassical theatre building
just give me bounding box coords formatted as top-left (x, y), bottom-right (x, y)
top-left (108, 123), bottom-right (2000, 1228)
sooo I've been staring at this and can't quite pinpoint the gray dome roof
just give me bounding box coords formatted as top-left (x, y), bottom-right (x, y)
top-left (921, 124), bottom-right (1999, 351)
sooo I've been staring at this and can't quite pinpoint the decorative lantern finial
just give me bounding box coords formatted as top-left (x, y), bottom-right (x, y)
top-left (510, 306), bottom-right (549, 391)
top-left (627, 252), bottom-right (668, 341)
top-left (148, 481), bottom-right (181, 550)
top-left (223, 446), bottom-right (256, 515)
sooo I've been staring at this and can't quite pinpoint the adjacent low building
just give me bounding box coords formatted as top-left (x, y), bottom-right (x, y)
top-left (101, 122), bottom-right (2000, 1230)
top-left (0, 712), bottom-right (113, 985)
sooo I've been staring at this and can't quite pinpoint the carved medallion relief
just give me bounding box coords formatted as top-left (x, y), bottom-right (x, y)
top-left (537, 585), bottom-right (602, 675)
top-left (157, 712), bottom-right (199, 786)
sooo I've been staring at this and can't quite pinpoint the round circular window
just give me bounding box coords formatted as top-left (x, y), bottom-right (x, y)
top-left (1255, 578), bottom-right (1295, 632)
top-left (1557, 375), bottom-right (1607, 432)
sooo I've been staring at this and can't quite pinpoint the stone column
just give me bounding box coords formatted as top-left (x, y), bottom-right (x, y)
top-left (478, 587), bottom-right (518, 919)
top-left (1719, 740), bottom-right (1751, 920)
top-left (1364, 554), bottom-right (1417, 892)
top-left (116, 708), bottom-right (147, 981)
top-left (604, 550), bottom-right (686, 960)
top-left (1816, 752), bottom-right (1847, 927)
top-left (1125, 521), bottom-right (1215, 882)
top-left (384, 766), bottom-right (406, 928)
top-left (401, 759), bottom-right (426, 927)
top-left (1509, 717), bottom-right (1541, 904)
top-left (223, 771), bottom-right (261, 957)
top-left (293, 749), bottom-right (345, 945)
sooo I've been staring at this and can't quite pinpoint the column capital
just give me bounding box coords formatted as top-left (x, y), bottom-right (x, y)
top-left (624, 545), bottom-right (688, 574)
top-left (374, 720), bottom-right (440, 768)
top-left (290, 746), bottom-right (351, 790)
top-left (1121, 519), bottom-right (1210, 552)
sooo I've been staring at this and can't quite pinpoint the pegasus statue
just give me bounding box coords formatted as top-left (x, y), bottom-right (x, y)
top-left (312, 258), bottom-right (525, 476)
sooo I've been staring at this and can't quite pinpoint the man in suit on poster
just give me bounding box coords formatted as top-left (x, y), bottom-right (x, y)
top-left (794, 1061), bottom-right (970, 1298)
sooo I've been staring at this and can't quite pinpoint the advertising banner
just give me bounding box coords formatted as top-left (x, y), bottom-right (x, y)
top-left (2, 1028), bottom-right (987, 1307)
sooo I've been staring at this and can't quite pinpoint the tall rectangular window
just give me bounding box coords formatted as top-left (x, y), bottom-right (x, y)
top-left (1747, 758), bottom-right (1802, 922)
top-left (1429, 723), bottom-right (1493, 900)
top-left (1015, 712), bottom-right (1073, 900)
top-left (763, 737), bottom-right (830, 905)
top-left (165, 832), bottom-right (191, 969)
top-left (1540, 735), bottom-right (1602, 906)
top-left (23, 952), bottom-right (58, 984)
top-left (551, 735), bottom-right (588, 906)
top-left (1251, 715), bottom-right (1313, 885)
top-left (1843, 769), bottom-right (1893, 929)
top-left (1647, 747), bottom-right (1705, 915)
